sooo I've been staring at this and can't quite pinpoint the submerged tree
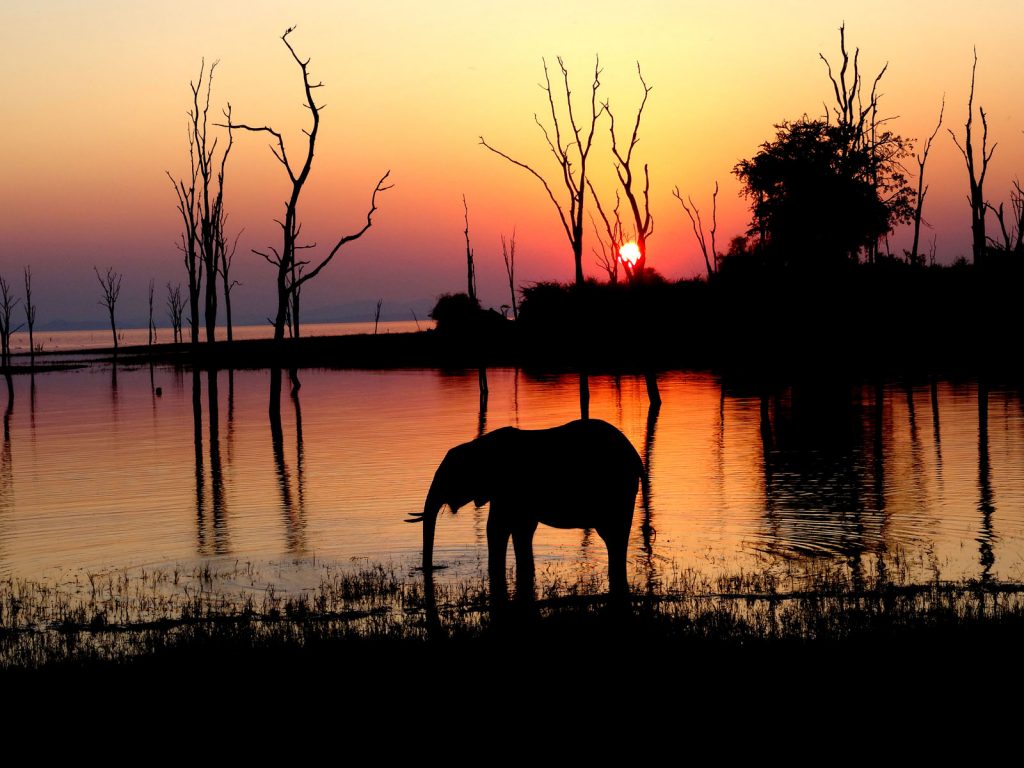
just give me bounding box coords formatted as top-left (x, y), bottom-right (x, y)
top-left (168, 59), bottom-right (233, 344)
top-left (501, 230), bottom-right (518, 320)
top-left (226, 27), bottom-right (391, 343)
top-left (481, 57), bottom-right (605, 286)
top-left (23, 266), bottom-right (36, 365)
top-left (0, 276), bottom-right (22, 369)
top-left (167, 282), bottom-right (185, 344)
top-left (95, 267), bottom-right (122, 352)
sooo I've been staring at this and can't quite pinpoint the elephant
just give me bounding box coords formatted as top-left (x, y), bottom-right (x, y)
top-left (407, 418), bottom-right (646, 597)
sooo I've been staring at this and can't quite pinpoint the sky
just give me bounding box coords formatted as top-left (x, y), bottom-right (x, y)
top-left (2, 1), bottom-right (1022, 329)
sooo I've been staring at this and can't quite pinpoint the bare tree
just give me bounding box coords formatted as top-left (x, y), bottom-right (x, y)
top-left (167, 60), bottom-right (233, 345)
top-left (605, 63), bottom-right (654, 282)
top-left (501, 230), bottom-right (518, 320)
top-left (218, 223), bottom-right (242, 342)
top-left (481, 57), bottom-right (605, 286)
top-left (23, 266), bottom-right (36, 365)
top-left (374, 298), bottom-right (383, 334)
top-left (988, 180), bottom-right (1023, 254)
top-left (0, 276), bottom-right (22, 369)
top-left (147, 279), bottom-right (157, 346)
top-left (589, 193), bottom-right (624, 284)
top-left (949, 49), bottom-right (996, 264)
top-left (167, 283), bottom-right (185, 344)
top-left (910, 98), bottom-right (945, 264)
top-left (673, 182), bottom-right (719, 278)
top-left (463, 195), bottom-right (477, 303)
top-left (226, 27), bottom-right (392, 344)
top-left (95, 267), bottom-right (122, 352)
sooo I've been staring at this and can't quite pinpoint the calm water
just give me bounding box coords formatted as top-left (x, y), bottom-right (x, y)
top-left (1, 366), bottom-right (1022, 591)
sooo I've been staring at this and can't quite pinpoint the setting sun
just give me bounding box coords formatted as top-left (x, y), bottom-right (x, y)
top-left (618, 242), bottom-right (641, 267)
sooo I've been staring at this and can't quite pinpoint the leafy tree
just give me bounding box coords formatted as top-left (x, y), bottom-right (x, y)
top-left (734, 117), bottom-right (913, 270)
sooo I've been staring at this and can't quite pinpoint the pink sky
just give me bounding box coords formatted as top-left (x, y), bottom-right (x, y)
top-left (2, 1), bottom-right (1022, 328)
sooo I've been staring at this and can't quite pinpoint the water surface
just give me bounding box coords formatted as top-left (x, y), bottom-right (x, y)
top-left (2, 366), bottom-right (1021, 591)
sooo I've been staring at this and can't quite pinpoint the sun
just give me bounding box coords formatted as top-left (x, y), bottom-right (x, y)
top-left (618, 242), bottom-right (641, 267)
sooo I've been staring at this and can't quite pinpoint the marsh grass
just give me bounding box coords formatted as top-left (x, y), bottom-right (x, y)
top-left (3, 555), bottom-right (1024, 673)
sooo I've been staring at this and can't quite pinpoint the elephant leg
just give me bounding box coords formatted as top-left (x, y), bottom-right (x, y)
top-left (487, 516), bottom-right (511, 601)
top-left (511, 521), bottom-right (538, 600)
top-left (598, 524), bottom-right (630, 596)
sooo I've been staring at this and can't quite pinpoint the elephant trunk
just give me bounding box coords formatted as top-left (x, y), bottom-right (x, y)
top-left (421, 489), bottom-right (442, 573)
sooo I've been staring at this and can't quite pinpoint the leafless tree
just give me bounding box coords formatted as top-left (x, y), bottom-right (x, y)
top-left (673, 182), bottom-right (719, 279)
top-left (167, 282), bottom-right (185, 344)
top-left (589, 193), bottom-right (624, 284)
top-left (0, 276), bottom-right (22, 369)
top-left (987, 180), bottom-right (1023, 254)
top-left (225, 27), bottom-right (391, 343)
top-left (910, 98), bottom-right (944, 264)
top-left (463, 195), bottom-right (477, 303)
top-left (949, 49), bottom-right (996, 264)
top-left (168, 60), bottom-right (233, 344)
top-left (95, 267), bottom-right (122, 352)
top-left (481, 57), bottom-right (605, 286)
top-left (23, 266), bottom-right (36, 365)
top-left (605, 63), bottom-right (654, 282)
top-left (501, 230), bottom-right (518, 320)
top-left (147, 279), bottom-right (157, 346)
top-left (218, 222), bottom-right (242, 342)
top-left (374, 298), bottom-right (383, 334)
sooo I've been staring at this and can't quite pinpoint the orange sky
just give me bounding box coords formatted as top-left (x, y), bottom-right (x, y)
top-left (2, 1), bottom-right (1022, 328)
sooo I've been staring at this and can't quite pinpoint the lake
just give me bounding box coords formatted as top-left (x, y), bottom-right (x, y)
top-left (2, 363), bottom-right (1022, 595)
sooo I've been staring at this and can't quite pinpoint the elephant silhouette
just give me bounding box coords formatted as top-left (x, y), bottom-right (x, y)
top-left (408, 419), bottom-right (646, 597)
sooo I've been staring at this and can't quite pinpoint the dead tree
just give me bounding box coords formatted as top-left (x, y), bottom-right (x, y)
top-left (501, 230), bottom-right (518, 320)
top-left (147, 279), bottom-right (157, 346)
top-left (226, 27), bottom-right (391, 344)
top-left (673, 182), bottom-right (719, 278)
top-left (589, 192), bottom-right (624, 284)
top-left (95, 267), bottom-right (122, 352)
top-left (988, 180), bottom-right (1023, 254)
top-left (23, 266), bottom-right (36, 365)
top-left (463, 195), bottom-right (477, 303)
top-left (168, 60), bottom-right (233, 344)
top-left (605, 63), bottom-right (654, 282)
top-left (374, 298), bottom-right (383, 334)
top-left (481, 57), bottom-right (605, 286)
top-left (167, 283), bottom-right (185, 344)
top-left (219, 223), bottom-right (242, 342)
top-left (910, 98), bottom-right (945, 264)
top-left (0, 276), bottom-right (22, 369)
top-left (949, 49), bottom-right (996, 264)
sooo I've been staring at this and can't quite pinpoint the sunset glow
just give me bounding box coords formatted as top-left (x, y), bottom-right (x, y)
top-left (618, 242), bottom-right (641, 268)
top-left (2, 1), bottom-right (1023, 328)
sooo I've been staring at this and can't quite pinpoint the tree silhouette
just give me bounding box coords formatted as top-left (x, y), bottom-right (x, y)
top-left (949, 49), bottom-right (995, 264)
top-left (481, 57), bottom-right (605, 286)
top-left (734, 117), bottom-right (911, 269)
top-left (673, 182), bottom-right (719, 279)
top-left (167, 59), bottom-right (233, 344)
top-left (22, 266), bottom-right (36, 365)
top-left (167, 282), bottom-right (185, 344)
top-left (910, 98), bottom-right (944, 264)
top-left (94, 267), bottom-right (122, 352)
top-left (225, 27), bottom-right (391, 343)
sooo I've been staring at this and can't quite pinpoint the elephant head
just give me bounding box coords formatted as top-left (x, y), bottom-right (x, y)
top-left (406, 437), bottom-right (498, 573)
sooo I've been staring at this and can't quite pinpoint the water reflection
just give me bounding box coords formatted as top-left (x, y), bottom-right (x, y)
top-left (978, 381), bottom-right (995, 578)
top-left (758, 380), bottom-right (886, 562)
top-left (1, 368), bottom-right (1023, 585)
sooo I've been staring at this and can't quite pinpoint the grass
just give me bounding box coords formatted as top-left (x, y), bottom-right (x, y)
top-left (3, 556), bottom-right (1024, 677)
